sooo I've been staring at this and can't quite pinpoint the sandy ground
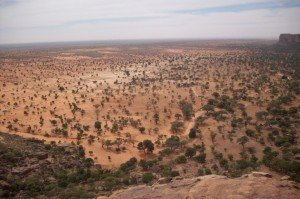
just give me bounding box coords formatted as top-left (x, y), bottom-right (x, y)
top-left (0, 41), bottom-right (298, 172)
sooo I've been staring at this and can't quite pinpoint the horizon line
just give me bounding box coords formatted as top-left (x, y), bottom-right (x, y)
top-left (0, 37), bottom-right (279, 47)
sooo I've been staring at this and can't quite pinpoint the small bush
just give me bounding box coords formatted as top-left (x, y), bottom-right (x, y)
top-left (142, 172), bottom-right (154, 184)
top-left (175, 155), bottom-right (187, 164)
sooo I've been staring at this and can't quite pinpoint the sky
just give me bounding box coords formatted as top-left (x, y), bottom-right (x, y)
top-left (0, 0), bottom-right (300, 44)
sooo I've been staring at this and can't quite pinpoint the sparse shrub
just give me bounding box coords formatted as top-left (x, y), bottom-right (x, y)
top-left (119, 157), bottom-right (137, 172)
top-left (175, 155), bottom-right (187, 164)
top-left (142, 172), bottom-right (154, 184)
top-left (194, 152), bottom-right (206, 163)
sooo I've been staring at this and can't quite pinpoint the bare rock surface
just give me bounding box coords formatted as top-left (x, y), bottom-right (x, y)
top-left (97, 172), bottom-right (300, 199)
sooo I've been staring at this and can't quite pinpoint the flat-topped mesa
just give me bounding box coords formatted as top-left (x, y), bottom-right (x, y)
top-left (279, 34), bottom-right (300, 43)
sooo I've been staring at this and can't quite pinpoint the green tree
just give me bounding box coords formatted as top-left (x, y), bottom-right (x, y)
top-left (143, 139), bottom-right (154, 153)
top-left (185, 147), bottom-right (196, 158)
top-left (137, 142), bottom-right (145, 152)
top-left (137, 139), bottom-right (154, 153)
top-left (188, 128), bottom-right (197, 139)
top-left (179, 100), bottom-right (194, 120)
top-left (94, 121), bottom-right (102, 134)
top-left (171, 121), bottom-right (184, 134)
top-left (195, 152), bottom-right (206, 163)
top-left (139, 126), bottom-right (146, 134)
top-left (153, 113), bottom-right (159, 125)
top-left (238, 136), bottom-right (249, 148)
top-left (165, 135), bottom-right (180, 149)
top-left (104, 139), bottom-right (112, 149)
top-left (202, 104), bottom-right (214, 113)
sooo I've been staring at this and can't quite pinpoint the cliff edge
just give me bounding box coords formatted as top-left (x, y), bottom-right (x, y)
top-left (279, 34), bottom-right (300, 43)
top-left (97, 172), bottom-right (300, 199)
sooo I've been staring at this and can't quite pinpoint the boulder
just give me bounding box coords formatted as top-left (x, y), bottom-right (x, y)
top-left (27, 157), bottom-right (39, 164)
top-left (93, 164), bottom-right (102, 170)
top-left (251, 172), bottom-right (272, 178)
top-left (157, 177), bottom-right (172, 184)
top-left (0, 180), bottom-right (10, 190)
top-left (12, 166), bottom-right (33, 175)
top-left (97, 197), bottom-right (109, 199)
top-left (47, 177), bottom-right (57, 183)
top-left (172, 176), bottom-right (183, 181)
top-left (170, 177), bottom-right (200, 188)
top-left (281, 176), bottom-right (291, 181)
top-left (294, 154), bottom-right (300, 160)
top-left (0, 168), bottom-right (9, 175)
top-left (35, 152), bottom-right (48, 160)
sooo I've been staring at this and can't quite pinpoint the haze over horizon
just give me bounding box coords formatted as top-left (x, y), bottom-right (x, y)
top-left (0, 0), bottom-right (300, 44)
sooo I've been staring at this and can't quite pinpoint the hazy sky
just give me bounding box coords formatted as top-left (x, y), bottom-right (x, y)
top-left (0, 0), bottom-right (300, 44)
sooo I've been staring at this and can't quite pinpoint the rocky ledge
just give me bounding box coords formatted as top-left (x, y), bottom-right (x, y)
top-left (97, 172), bottom-right (300, 199)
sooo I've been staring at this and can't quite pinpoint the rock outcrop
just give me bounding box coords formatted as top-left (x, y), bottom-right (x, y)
top-left (279, 34), bottom-right (300, 43)
top-left (98, 172), bottom-right (300, 199)
top-left (0, 132), bottom-right (96, 197)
